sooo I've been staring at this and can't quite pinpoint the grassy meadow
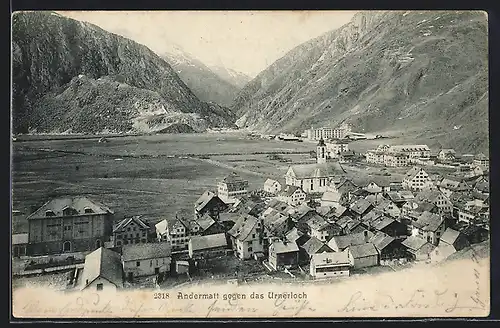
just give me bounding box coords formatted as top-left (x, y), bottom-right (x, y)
top-left (11, 133), bottom-right (316, 234)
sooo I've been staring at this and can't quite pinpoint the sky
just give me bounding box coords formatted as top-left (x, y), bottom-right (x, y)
top-left (59, 11), bottom-right (357, 77)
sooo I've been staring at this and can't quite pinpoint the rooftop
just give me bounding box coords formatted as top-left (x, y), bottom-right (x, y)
top-left (113, 215), bottom-right (149, 233)
top-left (311, 251), bottom-right (349, 266)
top-left (27, 196), bottom-right (113, 220)
top-left (122, 243), bottom-right (172, 262)
top-left (227, 214), bottom-right (260, 242)
top-left (190, 233), bottom-right (227, 251)
top-left (302, 236), bottom-right (333, 255)
top-left (270, 239), bottom-right (300, 254)
top-left (80, 247), bottom-right (123, 290)
top-left (348, 243), bottom-right (379, 258)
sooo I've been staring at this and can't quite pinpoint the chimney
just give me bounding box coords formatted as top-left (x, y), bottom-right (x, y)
top-left (364, 230), bottom-right (369, 243)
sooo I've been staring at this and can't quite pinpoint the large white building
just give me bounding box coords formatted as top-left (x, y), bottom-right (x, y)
top-left (285, 139), bottom-right (346, 193)
top-left (306, 123), bottom-right (352, 141)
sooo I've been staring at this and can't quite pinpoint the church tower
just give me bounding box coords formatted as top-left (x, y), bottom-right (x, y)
top-left (317, 138), bottom-right (327, 164)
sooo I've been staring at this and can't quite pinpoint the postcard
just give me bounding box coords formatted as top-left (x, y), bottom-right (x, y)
top-left (11, 10), bottom-right (490, 319)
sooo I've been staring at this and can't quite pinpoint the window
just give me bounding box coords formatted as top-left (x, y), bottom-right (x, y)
top-left (63, 207), bottom-right (77, 216)
top-left (150, 260), bottom-right (153, 267)
top-left (248, 247), bottom-right (253, 252)
top-left (96, 283), bottom-right (103, 291)
top-left (142, 232), bottom-right (146, 237)
top-left (117, 234), bottom-right (122, 239)
top-left (45, 210), bottom-right (56, 217)
top-left (84, 208), bottom-right (94, 214)
top-left (136, 261), bottom-right (140, 267)
top-left (116, 241), bottom-right (122, 246)
top-left (127, 228), bottom-right (131, 232)
top-left (252, 234), bottom-right (255, 239)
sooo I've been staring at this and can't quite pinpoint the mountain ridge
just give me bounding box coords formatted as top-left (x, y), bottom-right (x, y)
top-left (11, 11), bottom-right (237, 135)
top-left (232, 11), bottom-right (488, 153)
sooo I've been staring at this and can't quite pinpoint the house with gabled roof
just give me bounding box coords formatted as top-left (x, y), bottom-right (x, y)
top-left (374, 199), bottom-right (401, 218)
top-left (401, 236), bottom-right (436, 261)
top-left (336, 216), bottom-right (365, 234)
top-left (227, 214), bottom-right (265, 260)
top-left (268, 239), bottom-right (300, 270)
top-left (285, 227), bottom-right (310, 248)
top-left (300, 236), bottom-right (334, 263)
top-left (349, 198), bottom-right (374, 219)
top-left (411, 211), bottom-right (446, 246)
top-left (278, 185), bottom-right (307, 206)
top-left (217, 172), bottom-right (249, 204)
top-left (260, 207), bottom-right (290, 238)
top-left (194, 190), bottom-right (228, 220)
top-left (306, 215), bottom-right (342, 243)
top-left (263, 178), bottom-right (282, 195)
top-left (414, 188), bottom-right (452, 215)
top-left (113, 215), bottom-right (151, 247)
top-left (437, 177), bottom-right (471, 197)
top-left (402, 166), bottom-right (433, 192)
top-left (328, 230), bottom-right (373, 252)
top-left (122, 243), bottom-right (172, 280)
top-left (438, 149), bottom-right (456, 162)
top-left (78, 247), bottom-right (123, 291)
top-left (347, 243), bottom-right (379, 269)
top-left (188, 233), bottom-right (229, 260)
top-left (402, 200), bottom-right (439, 218)
top-left (26, 196), bottom-right (114, 256)
top-left (369, 231), bottom-right (405, 260)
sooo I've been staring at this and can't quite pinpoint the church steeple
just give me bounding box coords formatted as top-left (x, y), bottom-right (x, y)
top-left (317, 138), bottom-right (327, 164)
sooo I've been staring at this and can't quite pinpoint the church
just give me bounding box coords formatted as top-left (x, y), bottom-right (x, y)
top-left (284, 139), bottom-right (347, 194)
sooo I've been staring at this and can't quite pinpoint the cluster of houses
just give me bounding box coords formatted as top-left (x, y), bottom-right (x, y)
top-left (12, 139), bottom-right (490, 291)
top-left (365, 144), bottom-right (489, 175)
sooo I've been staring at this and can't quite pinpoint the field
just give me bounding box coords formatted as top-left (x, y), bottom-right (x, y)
top-left (11, 132), bottom-right (455, 235)
top-left (11, 133), bottom-right (315, 234)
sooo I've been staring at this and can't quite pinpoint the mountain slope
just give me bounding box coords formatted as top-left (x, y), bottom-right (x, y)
top-left (232, 11), bottom-right (488, 153)
top-left (209, 65), bottom-right (252, 89)
top-left (11, 11), bottom-right (236, 134)
top-left (161, 45), bottom-right (241, 107)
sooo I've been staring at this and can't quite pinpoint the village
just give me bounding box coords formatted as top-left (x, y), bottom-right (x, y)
top-left (11, 125), bottom-right (490, 292)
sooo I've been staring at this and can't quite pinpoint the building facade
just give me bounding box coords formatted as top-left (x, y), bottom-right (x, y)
top-left (309, 251), bottom-right (350, 279)
top-left (112, 216), bottom-right (150, 247)
top-left (122, 243), bottom-right (172, 281)
top-left (217, 172), bottom-right (249, 204)
top-left (402, 167), bottom-right (433, 192)
top-left (26, 197), bottom-right (114, 256)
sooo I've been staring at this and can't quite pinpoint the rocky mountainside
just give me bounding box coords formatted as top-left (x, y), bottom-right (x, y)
top-left (161, 45), bottom-right (241, 107)
top-left (232, 11), bottom-right (488, 153)
top-left (11, 11), bottom-right (237, 135)
top-left (208, 65), bottom-right (252, 89)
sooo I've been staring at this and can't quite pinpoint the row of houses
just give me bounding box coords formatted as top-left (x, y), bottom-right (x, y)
top-left (365, 144), bottom-right (489, 171)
